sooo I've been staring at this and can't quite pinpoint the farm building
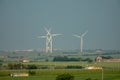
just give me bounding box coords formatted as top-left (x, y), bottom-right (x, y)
top-left (10, 73), bottom-right (29, 77)
top-left (95, 56), bottom-right (102, 62)
top-left (85, 66), bottom-right (102, 69)
top-left (22, 59), bottom-right (30, 63)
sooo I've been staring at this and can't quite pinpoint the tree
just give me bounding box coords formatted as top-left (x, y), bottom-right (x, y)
top-left (27, 65), bottom-right (37, 69)
top-left (53, 56), bottom-right (80, 61)
top-left (56, 73), bottom-right (74, 80)
top-left (8, 63), bottom-right (23, 69)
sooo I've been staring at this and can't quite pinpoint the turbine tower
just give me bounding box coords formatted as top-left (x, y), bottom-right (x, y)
top-left (73, 31), bottom-right (88, 53)
top-left (38, 28), bottom-right (61, 53)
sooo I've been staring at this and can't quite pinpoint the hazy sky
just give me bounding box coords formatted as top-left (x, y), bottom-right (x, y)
top-left (0, 0), bottom-right (120, 50)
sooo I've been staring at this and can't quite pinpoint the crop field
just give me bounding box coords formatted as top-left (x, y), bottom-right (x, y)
top-left (0, 62), bottom-right (120, 80)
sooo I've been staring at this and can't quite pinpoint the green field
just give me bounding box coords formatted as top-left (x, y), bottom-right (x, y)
top-left (0, 62), bottom-right (120, 80)
top-left (0, 69), bottom-right (120, 80)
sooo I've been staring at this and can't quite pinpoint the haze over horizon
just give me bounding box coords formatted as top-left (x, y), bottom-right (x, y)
top-left (0, 0), bottom-right (120, 51)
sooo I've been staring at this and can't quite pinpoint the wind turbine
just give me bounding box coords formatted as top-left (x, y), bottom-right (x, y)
top-left (38, 28), bottom-right (61, 53)
top-left (73, 31), bottom-right (88, 53)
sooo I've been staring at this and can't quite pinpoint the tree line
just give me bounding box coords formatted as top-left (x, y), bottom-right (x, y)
top-left (53, 56), bottom-right (93, 62)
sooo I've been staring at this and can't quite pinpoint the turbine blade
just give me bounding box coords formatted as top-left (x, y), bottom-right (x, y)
top-left (52, 34), bottom-right (62, 37)
top-left (37, 36), bottom-right (46, 38)
top-left (73, 35), bottom-right (81, 38)
top-left (81, 31), bottom-right (88, 37)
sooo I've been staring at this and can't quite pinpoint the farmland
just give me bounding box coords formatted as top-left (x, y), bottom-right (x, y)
top-left (0, 50), bottom-right (120, 80)
top-left (0, 62), bottom-right (120, 80)
top-left (0, 69), bottom-right (120, 80)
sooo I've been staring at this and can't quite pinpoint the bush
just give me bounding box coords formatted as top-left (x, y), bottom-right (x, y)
top-left (27, 65), bottom-right (37, 69)
top-left (86, 78), bottom-right (92, 80)
top-left (65, 65), bottom-right (83, 69)
top-left (56, 73), bottom-right (74, 80)
top-left (28, 70), bottom-right (36, 76)
top-left (85, 78), bottom-right (98, 80)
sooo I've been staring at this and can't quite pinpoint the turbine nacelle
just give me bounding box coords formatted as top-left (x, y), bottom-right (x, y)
top-left (73, 31), bottom-right (88, 38)
top-left (45, 27), bottom-right (51, 35)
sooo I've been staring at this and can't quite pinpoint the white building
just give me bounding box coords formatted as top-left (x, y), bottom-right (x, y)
top-left (11, 73), bottom-right (29, 77)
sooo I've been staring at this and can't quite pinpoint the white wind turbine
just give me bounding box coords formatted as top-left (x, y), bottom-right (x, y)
top-left (38, 28), bottom-right (61, 53)
top-left (73, 31), bottom-right (88, 53)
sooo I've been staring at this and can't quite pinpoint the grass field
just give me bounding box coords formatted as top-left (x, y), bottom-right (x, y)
top-left (0, 62), bottom-right (120, 80)
top-left (0, 69), bottom-right (120, 80)
top-left (3, 61), bottom-right (120, 68)
top-left (22, 62), bottom-right (120, 69)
